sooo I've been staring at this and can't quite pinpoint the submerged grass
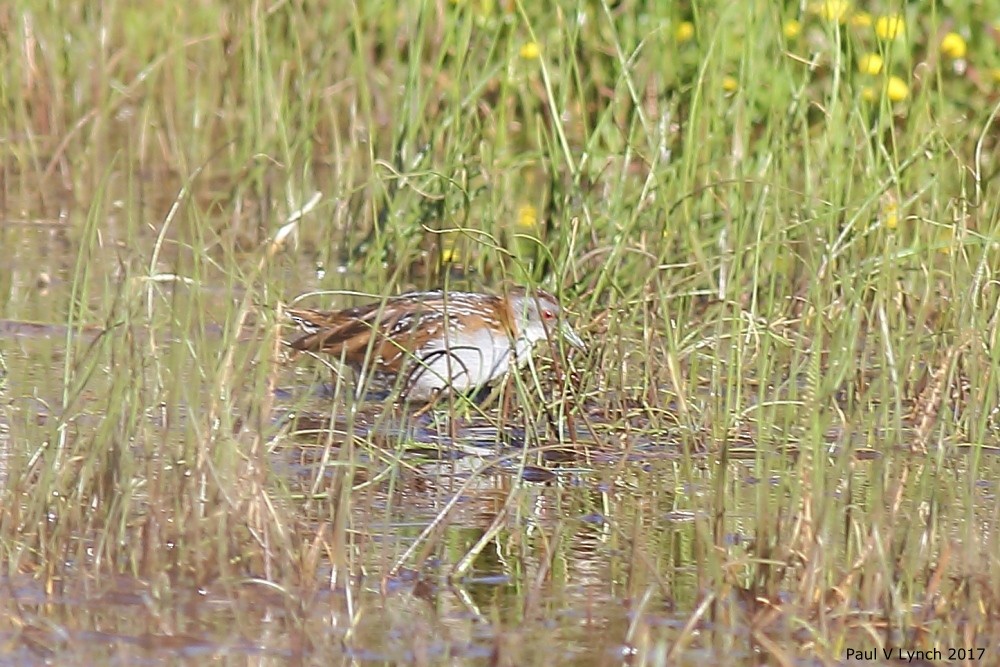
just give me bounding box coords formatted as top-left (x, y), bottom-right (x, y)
top-left (3, 0), bottom-right (1000, 662)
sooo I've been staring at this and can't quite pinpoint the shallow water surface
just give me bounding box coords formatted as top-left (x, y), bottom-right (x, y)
top-left (2, 198), bottom-right (998, 666)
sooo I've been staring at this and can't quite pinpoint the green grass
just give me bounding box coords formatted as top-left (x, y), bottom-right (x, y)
top-left (3, 0), bottom-right (1000, 663)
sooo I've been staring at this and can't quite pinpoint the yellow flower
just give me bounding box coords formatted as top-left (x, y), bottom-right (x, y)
top-left (814, 0), bottom-right (851, 23)
top-left (675, 21), bottom-right (695, 43)
top-left (874, 15), bottom-right (905, 40)
top-left (722, 76), bottom-right (739, 92)
top-left (519, 42), bottom-right (541, 60)
top-left (517, 204), bottom-right (538, 228)
top-left (881, 194), bottom-right (899, 230)
top-left (858, 53), bottom-right (883, 75)
top-left (941, 32), bottom-right (967, 59)
top-left (440, 246), bottom-right (462, 263)
top-left (850, 11), bottom-right (872, 28)
top-left (886, 75), bottom-right (909, 101)
top-left (783, 19), bottom-right (802, 39)
top-left (863, 77), bottom-right (909, 103)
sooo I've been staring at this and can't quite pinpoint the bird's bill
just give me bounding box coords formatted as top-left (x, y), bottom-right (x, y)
top-left (560, 322), bottom-right (586, 350)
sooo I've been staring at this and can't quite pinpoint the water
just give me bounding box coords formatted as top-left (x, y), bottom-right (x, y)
top-left (2, 179), bottom-right (995, 666)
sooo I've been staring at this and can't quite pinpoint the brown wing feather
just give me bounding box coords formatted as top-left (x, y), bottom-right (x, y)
top-left (287, 308), bottom-right (370, 351)
top-left (287, 298), bottom-right (444, 372)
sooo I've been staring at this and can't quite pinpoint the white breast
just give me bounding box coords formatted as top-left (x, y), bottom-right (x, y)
top-left (403, 327), bottom-right (516, 400)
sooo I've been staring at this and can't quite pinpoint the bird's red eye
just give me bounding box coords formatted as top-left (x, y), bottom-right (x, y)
top-left (542, 309), bottom-right (555, 320)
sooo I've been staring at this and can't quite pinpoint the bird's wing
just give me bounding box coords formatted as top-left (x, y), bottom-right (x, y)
top-left (287, 300), bottom-right (446, 371)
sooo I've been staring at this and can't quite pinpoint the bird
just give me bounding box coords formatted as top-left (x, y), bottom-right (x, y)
top-left (286, 286), bottom-right (585, 401)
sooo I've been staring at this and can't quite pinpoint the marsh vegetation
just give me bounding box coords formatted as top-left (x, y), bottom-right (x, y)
top-left (2, 1), bottom-right (1000, 664)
